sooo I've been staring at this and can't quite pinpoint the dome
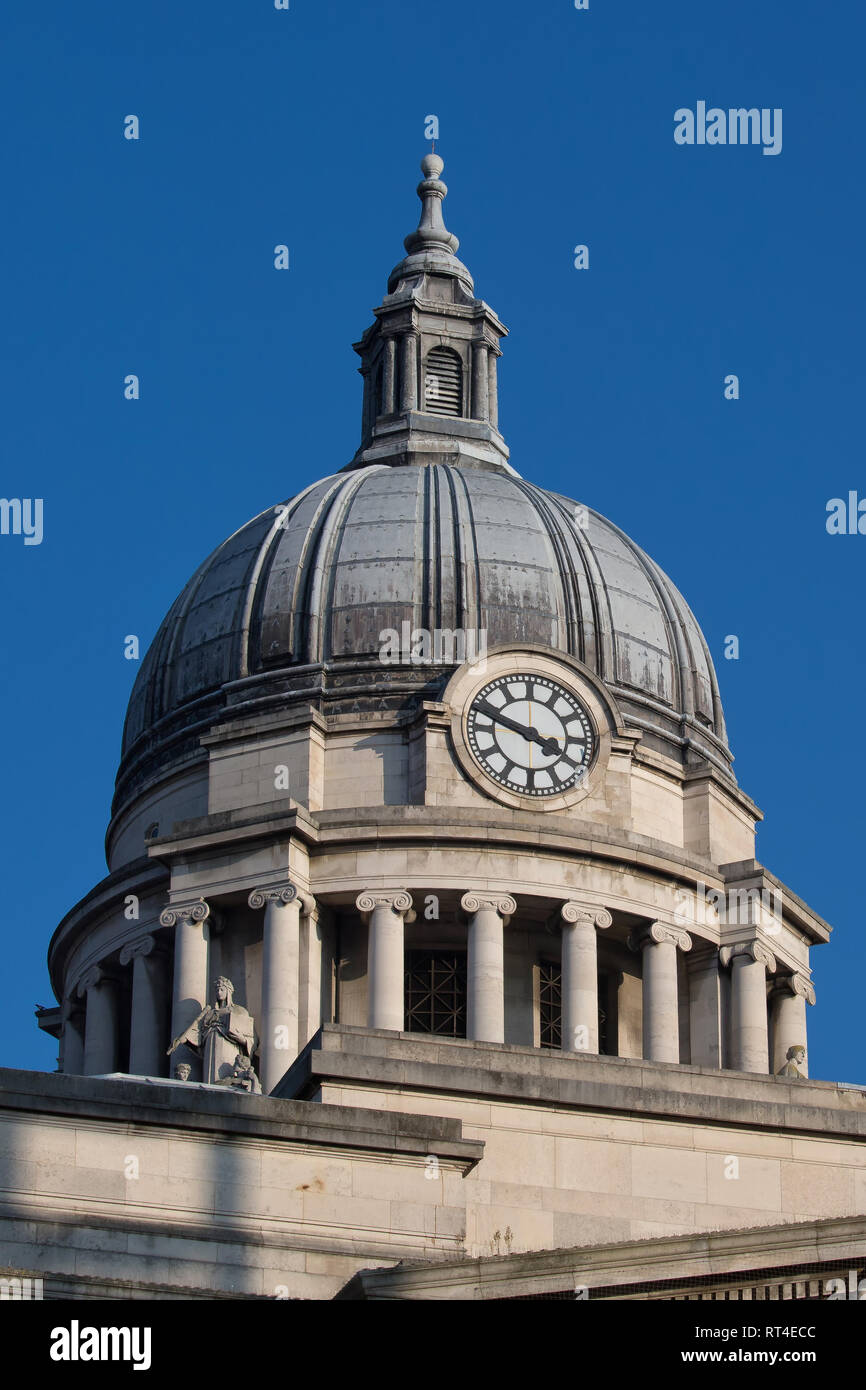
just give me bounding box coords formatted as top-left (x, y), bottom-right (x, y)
top-left (118, 464), bottom-right (728, 808)
top-left (114, 156), bottom-right (730, 819)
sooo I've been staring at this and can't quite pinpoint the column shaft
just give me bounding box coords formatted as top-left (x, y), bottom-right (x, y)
top-left (261, 896), bottom-right (301, 1093)
top-left (772, 988), bottom-right (809, 1075)
top-left (473, 344), bottom-right (490, 421)
top-left (128, 951), bottom-right (164, 1077)
top-left (642, 938), bottom-right (680, 1063)
top-left (561, 922), bottom-right (599, 1053)
top-left (400, 334), bottom-right (418, 411)
top-left (164, 904), bottom-right (211, 1076)
top-left (367, 904), bottom-right (406, 1031)
top-left (382, 337), bottom-right (396, 414)
top-left (83, 977), bottom-right (119, 1075)
top-left (62, 1013), bottom-right (85, 1076)
top-left (487, 351), bottom-right (499, 429)
top-left (730, 955), bottom-right (770, 1073)
top-left (462, 894), bottom-right (515, 1044)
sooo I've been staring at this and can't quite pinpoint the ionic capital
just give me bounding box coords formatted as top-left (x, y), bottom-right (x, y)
top-left (461, 892), bottom-right (517, 924)
top-left (356, 890), bottom-right (415, 920)
top-left (560, 902), bottom-right (612, 930)
top-left (248, 883), bottom-right (315, 916)
top-left (628, 922), bottom-right (693, 954)
top-left (772, 971), bottom-right (816, 1005)
top-left (76, 965), bottom-right (117, 998)
top-left (720, 940), bottom-right (777, 974)
top-left (119, 934), bottom-right (158, 967)
top-left (159, 898), bottom-right (210, 930)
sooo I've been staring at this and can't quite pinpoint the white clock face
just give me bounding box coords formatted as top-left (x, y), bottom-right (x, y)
top-left (465, 674), bottom-right (595, 797)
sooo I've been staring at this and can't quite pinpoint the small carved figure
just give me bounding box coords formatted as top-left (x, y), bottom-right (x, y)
top-left (777, 1044), bottom-right (806, 1079)
top-left (217, 1052), bottom-right (262, 1095)
top-left (173, 1062), bottom-right (191, 1081)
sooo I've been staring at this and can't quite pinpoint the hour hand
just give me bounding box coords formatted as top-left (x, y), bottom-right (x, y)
top-left (475, 700), bottom-right (560, 752)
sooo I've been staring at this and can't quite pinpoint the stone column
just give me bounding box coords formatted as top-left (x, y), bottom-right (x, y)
top-left (559, 903), bottom-right (612, 1053)
top-left (720, 940), bottom-right (776, 1074)
top-left (400, 334), bottom-right (418, 411)
top-left (249, 884), bottom-right (315, 1093)
top-left (120, 935), bottom-right (165, 1077)
top-left (60, 997), bottom-right (85, 1076)
top-left (161, 899), bottom-right (211, 1076)
top-left (472, 343), bottom-right (490, 422)
top-left (629, 923), bottom-right (692, 1063)
top-left (487, 350), bottom-right (499, 429)
top-left (382, 336), bottom-right (396, 414)
top-left (357, 891), bottom-right (415, 1031)
top-left (770, 972), bottom-right (815, 1076)
top-left (461, 892), bottom-right (517, 1044)
top-left (77, 967), bottom-right (120, 1076)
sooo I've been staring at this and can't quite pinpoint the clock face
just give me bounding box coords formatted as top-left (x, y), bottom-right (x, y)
top-left (465, 674), bottom-right (595, 798)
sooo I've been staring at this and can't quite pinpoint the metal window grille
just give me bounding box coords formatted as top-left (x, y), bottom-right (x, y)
top-left (405, 951), bottom-right (467, 1036)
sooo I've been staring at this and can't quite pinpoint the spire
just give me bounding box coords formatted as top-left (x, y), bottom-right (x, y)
top-left (345, 153), bottom-right (513, 476)
top-left (387, 153), bottom-right (474, 296)
top-left (402, 153), bottom-right (459, 258)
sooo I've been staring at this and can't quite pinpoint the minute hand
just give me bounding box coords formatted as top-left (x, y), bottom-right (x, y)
top-left (475, 701), bottom-right (563, 756)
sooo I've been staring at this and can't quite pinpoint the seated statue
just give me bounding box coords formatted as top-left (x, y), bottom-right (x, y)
top-left (168, 976), bottom-right (260, 1087)
top-left (777, 1044), bottom-right (806, 1079)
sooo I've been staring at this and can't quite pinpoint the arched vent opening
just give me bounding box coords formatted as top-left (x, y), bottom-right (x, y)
top-left (424, 347), bottom-right (463, 416)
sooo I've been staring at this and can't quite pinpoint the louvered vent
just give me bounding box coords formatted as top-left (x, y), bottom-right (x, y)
top-left (424, 347), bottom-right (463, 416)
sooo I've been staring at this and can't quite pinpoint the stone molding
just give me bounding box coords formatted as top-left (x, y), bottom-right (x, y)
top-left (248, 883), bottom-right (315, 916)
top-left (720, 940), bottom-right (777, 974)
top-left (118, 935), bottom-right (158, 967)
top-left (628, 922), bottom-right (692, 954)
top-left (355, 890), bottom-right (414, 919)
top-left (159, 899), bottom-right (210, 930)
top-left (560, 902), bottom-right (612, 930)
top-left (460, 892), bottom-right (517, 923)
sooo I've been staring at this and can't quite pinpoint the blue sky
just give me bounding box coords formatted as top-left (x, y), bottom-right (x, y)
top-left (2, 0), bottom-right (863, 1080)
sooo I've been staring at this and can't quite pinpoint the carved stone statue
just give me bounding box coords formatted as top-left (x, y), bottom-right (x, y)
top-left (168, 977), bottom-right (259, 1085)
top-left (777, 1044), bottom-right (806, 1079)
top-left (217, 1052), bottom-right (262, 1095)
top-left (173, 1062), bottom-right (191, 1081)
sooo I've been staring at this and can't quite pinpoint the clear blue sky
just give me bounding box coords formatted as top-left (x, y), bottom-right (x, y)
top-left (2, 1), bottom-right (863, 1081)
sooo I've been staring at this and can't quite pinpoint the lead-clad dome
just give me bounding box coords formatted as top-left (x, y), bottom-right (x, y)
top-left (120, 467), bottom-right (727, 775)
top-left (115, 155), bottom-right (729, 816)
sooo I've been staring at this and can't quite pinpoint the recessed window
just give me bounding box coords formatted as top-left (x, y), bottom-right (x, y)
top-left (405, 950), bottom-right (467, 1036)
top-left (424, 347), bottom-right (463, 417)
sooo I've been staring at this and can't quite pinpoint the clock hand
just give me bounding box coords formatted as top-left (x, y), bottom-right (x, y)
top-left (475, 701), bottom-right (565, 755)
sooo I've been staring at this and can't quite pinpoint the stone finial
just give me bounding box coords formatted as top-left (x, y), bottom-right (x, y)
top-left (403, 155), bottom-right (460, 257)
